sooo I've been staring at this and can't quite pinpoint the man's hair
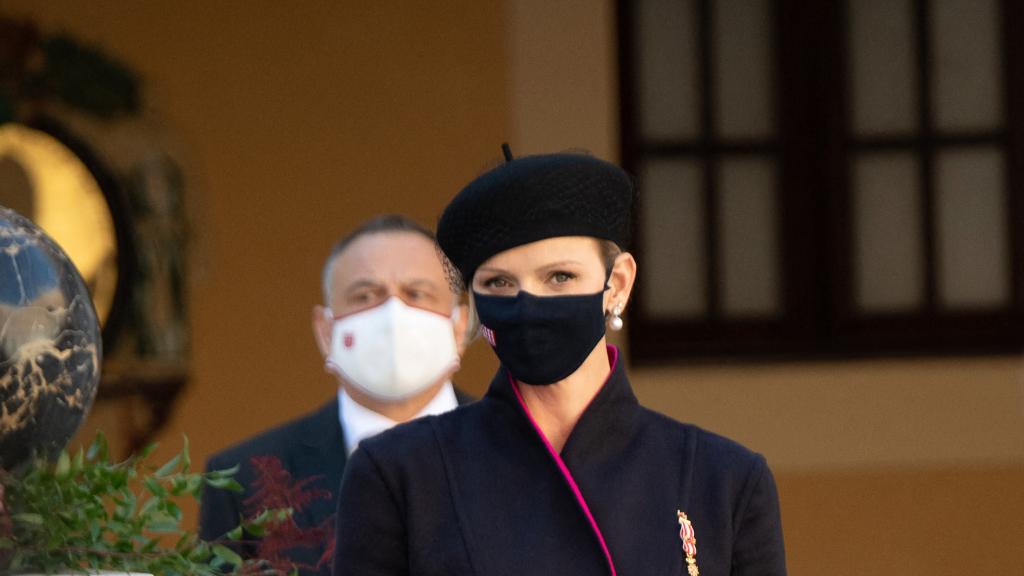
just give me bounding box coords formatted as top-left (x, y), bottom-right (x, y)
top-left (321, 214), bottom-right (442, 306)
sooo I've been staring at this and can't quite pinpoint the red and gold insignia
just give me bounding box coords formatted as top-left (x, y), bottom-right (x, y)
top-left (677, 510), bottom-right (699, 576)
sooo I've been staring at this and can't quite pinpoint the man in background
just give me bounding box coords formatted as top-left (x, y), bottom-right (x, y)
top-left (199, 214), bottom-right (473, 575)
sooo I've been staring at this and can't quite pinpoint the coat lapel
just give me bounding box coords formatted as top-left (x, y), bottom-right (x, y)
top-left (443, 388), bottom-right (612, 575)
top-left (289, 399), bottom-right (347, 530)
top-left (559, 358), bottom-right (692, 575)
top-left (476, 346), bottom-right (690, 576)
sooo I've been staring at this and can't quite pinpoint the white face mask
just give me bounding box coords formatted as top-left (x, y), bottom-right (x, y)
top-left (325, 297), bottom-right (460, 401)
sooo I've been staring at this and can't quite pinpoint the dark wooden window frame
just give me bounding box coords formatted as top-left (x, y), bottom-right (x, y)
top-left (618, 0), bottom-right (1024, 364)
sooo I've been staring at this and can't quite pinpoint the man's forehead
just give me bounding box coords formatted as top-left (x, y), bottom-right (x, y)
top-left (330, 231), bottom-right (446, 289)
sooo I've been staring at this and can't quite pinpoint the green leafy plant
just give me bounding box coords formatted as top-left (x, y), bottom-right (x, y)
top-left (0, 433), bottom-right (291, 575)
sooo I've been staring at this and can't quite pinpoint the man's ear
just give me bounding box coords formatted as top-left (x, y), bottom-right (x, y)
top-left (312, 305), bottom-right (332, 358)
top-left (606, 252), bottom-right (637, 313)
top-left (452, 302), bottom-right (470, 355)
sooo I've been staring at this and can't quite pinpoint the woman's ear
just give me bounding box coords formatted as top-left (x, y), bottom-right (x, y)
top-left (312, 305), bottom-right (332, 358)
top-left (606, 252), bottom-right (637, 313)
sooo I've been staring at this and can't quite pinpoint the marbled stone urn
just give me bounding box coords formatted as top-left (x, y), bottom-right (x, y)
top-left (0, 206), bottom-right (101, 471)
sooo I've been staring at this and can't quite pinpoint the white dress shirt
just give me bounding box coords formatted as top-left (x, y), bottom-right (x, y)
top-left (337, 383), bottom-right (459, 455)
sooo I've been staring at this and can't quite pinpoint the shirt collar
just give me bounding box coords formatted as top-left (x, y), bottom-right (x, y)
top-left (337, 382), bottom-right (459, 455)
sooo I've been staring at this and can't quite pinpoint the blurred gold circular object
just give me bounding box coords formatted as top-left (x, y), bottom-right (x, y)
top-left (0, 123), bottom-right (118, 327)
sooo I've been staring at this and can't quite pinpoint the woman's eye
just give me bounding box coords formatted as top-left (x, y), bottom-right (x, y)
top-left (484, 277), bottom-right (512, 288)
top-left (550, 271), bottom-right (576, 284)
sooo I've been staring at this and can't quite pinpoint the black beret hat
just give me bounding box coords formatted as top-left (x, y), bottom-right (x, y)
top-left (437, 151), bottom-right (633, 287)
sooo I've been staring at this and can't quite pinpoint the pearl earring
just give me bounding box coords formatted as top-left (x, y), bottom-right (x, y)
top-left (608, 303), bottom-right (624, 331)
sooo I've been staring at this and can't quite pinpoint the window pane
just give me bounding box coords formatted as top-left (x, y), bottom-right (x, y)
top-left (935, 148), bottom-right (1009, 309)
top-left (848, 0), bottom-right (917, 135)
top-left (636, 0), bottom-right (700, 140)
top-left (852, 153), bottom-right (924, 313)
top-left (931, 0), bottom-right (1003, 132)
top-left (713, 0), bottom-right (774, 139)
top-left (717, 156), bottom-right (779, 317)
top-left (640, 159), bottom-right (706, 318)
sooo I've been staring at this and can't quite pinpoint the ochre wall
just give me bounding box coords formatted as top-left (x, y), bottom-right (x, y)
top-left (0, 0), bottom-right (504, 525)
top-left (3, 0), bottom-right (1023, 574)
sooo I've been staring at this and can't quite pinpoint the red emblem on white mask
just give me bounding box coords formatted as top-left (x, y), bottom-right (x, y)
top-left (343, 333), bottom-right (355, 349)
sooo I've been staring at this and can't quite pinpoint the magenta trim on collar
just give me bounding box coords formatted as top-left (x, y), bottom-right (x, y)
top-left (508, 345), bottom-right (619, 576)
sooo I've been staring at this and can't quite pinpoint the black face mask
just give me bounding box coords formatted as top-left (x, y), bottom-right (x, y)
top-left (473, 289), bottom-right (607, 385)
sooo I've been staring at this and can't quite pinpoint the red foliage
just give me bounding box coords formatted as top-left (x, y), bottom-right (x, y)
top-left (242, 455), bottom-right (335, 574)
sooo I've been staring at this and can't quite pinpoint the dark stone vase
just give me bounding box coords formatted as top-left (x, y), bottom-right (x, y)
top-left (0, 206), bottom-right (101, 471)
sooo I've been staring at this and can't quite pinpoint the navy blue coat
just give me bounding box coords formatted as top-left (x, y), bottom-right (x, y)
top-left (333, 349), bottom-right (786, 575)
top-left (200, 390), bottom-right (474, 575)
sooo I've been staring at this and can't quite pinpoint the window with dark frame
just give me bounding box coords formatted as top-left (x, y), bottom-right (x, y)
top-left (618, 0), bottom-right (1024, 363)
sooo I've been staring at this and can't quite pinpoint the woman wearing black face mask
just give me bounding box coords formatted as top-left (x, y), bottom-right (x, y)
top-left (333, 149), bottom-right (787, 576)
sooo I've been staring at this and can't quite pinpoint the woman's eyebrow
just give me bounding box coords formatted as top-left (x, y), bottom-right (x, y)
top-left (478, 260), bottom-right (584, 274)
top-left (537, 260), bottom-right (584, 271)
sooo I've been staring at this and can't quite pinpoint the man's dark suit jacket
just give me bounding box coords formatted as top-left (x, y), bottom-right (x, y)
top-left (199, 389), bottom-right (474, 575)
top-left (333, 348), bottom-right (786, 575)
